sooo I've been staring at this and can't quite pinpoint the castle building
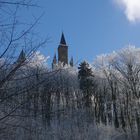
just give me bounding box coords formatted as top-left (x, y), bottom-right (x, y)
top-left (52, 33), bottom-right (73, 69)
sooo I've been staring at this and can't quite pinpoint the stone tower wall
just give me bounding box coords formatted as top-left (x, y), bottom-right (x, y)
top-left (58, 45), bottom-right (68, 65)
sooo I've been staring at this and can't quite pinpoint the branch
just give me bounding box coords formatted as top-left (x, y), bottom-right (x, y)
top-left (0, 1), bottom-right (39, 7)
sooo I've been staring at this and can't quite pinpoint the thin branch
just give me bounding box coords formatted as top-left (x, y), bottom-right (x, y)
top-left (0, 1), bottom-right (39, 7)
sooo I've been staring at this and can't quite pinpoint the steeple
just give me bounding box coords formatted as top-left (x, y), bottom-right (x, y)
top-left (60, 32), bottom-right (66, 45)
top-left (52, 33), bottom-right (73, 69)
top-left (17, 50), bottom-right (26, 63)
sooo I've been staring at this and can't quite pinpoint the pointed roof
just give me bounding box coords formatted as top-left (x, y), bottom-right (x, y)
top-left (60, 32), bottom-right (66, 45)
top-left (17, 50), bottom-right (26, 63)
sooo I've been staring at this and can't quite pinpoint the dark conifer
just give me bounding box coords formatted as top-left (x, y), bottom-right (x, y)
top-left (78, 61), bottom-right (94, 107)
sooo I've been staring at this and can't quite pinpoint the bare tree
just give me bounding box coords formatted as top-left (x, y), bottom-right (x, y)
top-left (0, 1), bottom-right (49, 138)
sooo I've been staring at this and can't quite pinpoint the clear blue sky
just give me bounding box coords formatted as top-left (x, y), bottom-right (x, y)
top-left (28, 0), bottom-right (140, 65)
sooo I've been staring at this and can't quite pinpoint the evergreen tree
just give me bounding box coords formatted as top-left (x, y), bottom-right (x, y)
top-left (78, 61), bottom-right (94, 107)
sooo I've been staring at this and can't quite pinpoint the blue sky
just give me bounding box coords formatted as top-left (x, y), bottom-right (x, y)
top-left (28, 0), bottom-right (140, 65)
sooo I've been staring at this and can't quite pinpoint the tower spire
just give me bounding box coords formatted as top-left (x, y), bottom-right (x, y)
top-left (60, 32), bottom-right (66, 45)
top-left (17, 49), bottom-right (26, 63)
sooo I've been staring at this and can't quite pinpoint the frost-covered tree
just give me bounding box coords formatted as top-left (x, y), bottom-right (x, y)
top-left (93, 45), bottom-right (140, 139)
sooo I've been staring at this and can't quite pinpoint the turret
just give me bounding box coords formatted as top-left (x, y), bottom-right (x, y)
top-left (52, 53), bottom-right (57, 69)
top-left (70, 57), bottom-right (73, 67)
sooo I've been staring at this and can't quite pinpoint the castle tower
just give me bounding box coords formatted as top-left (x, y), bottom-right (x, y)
top-left (58, 33), bottom-right (68, 65)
